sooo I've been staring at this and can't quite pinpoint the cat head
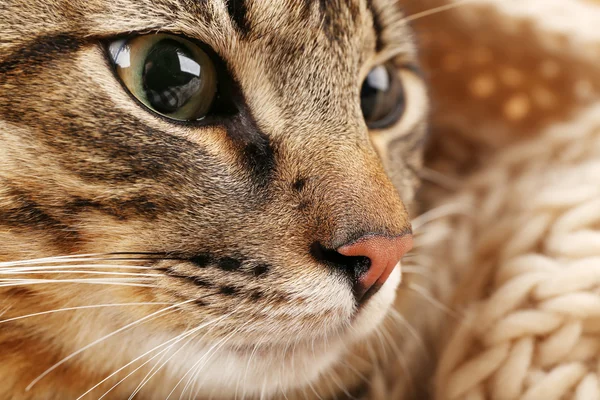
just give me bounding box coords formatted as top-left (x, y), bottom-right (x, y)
top-left (0, 0), bottom-right (428, 397)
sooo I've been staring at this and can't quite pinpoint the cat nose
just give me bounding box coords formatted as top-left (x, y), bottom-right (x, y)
top-left (337, 234), bottom-right (413, 302)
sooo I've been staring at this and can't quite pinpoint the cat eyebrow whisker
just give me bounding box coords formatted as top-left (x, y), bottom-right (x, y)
top-left (402, 0), bottom-right (476, 24)
top-left (0, 302), bottom-right (172, 325)
top-left (26, 299), bottom-right (196, 391)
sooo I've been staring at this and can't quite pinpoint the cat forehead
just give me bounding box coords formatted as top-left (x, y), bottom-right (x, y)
top-left (8, 0), bottom-right (413, 61)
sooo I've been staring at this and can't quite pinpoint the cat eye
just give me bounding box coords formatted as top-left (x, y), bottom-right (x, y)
top-left (108, 34), bottom-right (218, 121)
top-left (360, 62), bottom-right (406, 130)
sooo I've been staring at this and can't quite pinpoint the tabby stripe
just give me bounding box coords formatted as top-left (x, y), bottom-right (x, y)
top-left (0, 34), bottom-right (83, 77)
top-left (0, 186), bottom-right (79, 244)
top-left (225, 0), bottom-right (251, 36)
top-left (366, 0), bottom-right (385, 52)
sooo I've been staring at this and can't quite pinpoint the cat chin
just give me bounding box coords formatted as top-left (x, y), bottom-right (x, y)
top-left (159, 267), bottom-right (402, 398)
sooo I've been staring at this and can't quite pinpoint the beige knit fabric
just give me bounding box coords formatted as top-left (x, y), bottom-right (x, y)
top-left (401, 1), bottom-right (600, 399)
top-left (426, 104), bottom-right (600, 400)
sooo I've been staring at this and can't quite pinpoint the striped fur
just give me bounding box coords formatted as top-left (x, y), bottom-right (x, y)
top-left (0, 0), bottom-right (428, 399)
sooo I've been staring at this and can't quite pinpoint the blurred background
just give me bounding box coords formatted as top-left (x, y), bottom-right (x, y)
top-left (404, 0), bottom-right (600, 201)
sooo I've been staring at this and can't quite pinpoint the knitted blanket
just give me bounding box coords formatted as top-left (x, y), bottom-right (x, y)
top-left (400, 1), bottom-right (600, 399)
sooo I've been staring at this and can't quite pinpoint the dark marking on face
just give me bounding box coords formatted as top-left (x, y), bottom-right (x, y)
top-left (190, 254), bottom-right (211, 268)
top-left (161, 268), bottom-right (214, 289)
top-left (296, 200), bottom-right (310, 211)
top-left (65, 196), bottom-right (160, 221)
top-left (292, 177), bottom-right (307, 192)
top-left (3, 287), bottom-right (36, 298)
top-left (252, 264), bottom-right (270, 277)
top-left (218, 257), bottom-right (242, 271)
top-left (0, 185), bottom-right (79, 244)
top-left (316, 0), bottom-right (360, 44)
top-left (367, 1), bottom-right (385, 52)
top-left (250, 291), bottom-right (263, 301)
top-left (0, 33), bottom-right (83, 78)
top-left (223, 113), bottom-right (276, 190)
top-left (225, 0), bottom-right (250, 36)
top-left (192, 277), bottom-right (212, 287)
top-left (219, 285), bottom-right (238, 295)
top-left (195, 299), bottom-right (208, 307)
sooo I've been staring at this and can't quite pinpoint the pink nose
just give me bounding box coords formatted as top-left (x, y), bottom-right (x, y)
top-left (338, 234), bottom-right (413, 301)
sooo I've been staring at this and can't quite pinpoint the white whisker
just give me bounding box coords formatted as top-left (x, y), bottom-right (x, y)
top-left (411, 202), bottom-right (471, 231)
top-left (127, 333), bottom-right (198, 400)
top-left (86, 310), bottom-right (232, 400)
top-left (0, 279), bottom-right (156, 288)
top-left (0, 253), bottom-right (144, 267)
top-left (379, 324), bottom-right (416, 395)
top-left (166, 319), bottom-right (252, 400)
top-left (0, 302), bottom-right (171, 324)
top-left (97, 339), bottom-right (184, 400)
top-left (387, 309), bottom-right (430, 361)
top-left (406, 282), bottom-right (459, 319)
top-left (128, 308), bottom-right (239, 400)
top-left (26, 299), bottom-right (195, 391)
top-left (403, 0), bottom-right (475, 23)
top-left (419, 167), bottom-right (462, 190)
top-left (0, 264), bottom-right (153, 272)
top-left (0, 270), bottom-right (161, 277)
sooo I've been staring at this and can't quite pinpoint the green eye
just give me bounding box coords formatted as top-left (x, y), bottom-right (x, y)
top-left (108, 34), bottom-right (218, 121)
top-left (360, 62), bottom-right (406, 129)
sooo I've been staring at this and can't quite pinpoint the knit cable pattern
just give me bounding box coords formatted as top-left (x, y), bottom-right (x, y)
top-left (427, 104), bottom-right (600, 400)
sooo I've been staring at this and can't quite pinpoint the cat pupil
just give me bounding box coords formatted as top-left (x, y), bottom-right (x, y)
top-left (142, 39), bottom-right (202, 114)
top-left (360, 63), bottom-right (405, 129)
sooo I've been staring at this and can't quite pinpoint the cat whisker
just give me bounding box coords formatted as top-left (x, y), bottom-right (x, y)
top-left (0, 270), bottom-right (161, 277)
top-left (0, 302), bottom-right (171, 325)
top-left (0, 253), bottom-right (112, 267)
top-left (0, 279), bottom-right (156, 288)
top-left (0, 264), bottom-right (154, 272)
top-left (328, 370), bottom-right (356, 400)
top-left (129, 302), bottom-right (240, 400)
top-left (411, 202), bottom-right (472, 231)
top-left (341, 360), bottom-right (370, 385)
top-left (87, 304), bottom-right (232, 400)
top-left (403, 0), bottom-right (476, 23)
top-left (97, 335), bottom-right (188, 400)
top-left (304, 370), bottom-right (325, 400)
top-left (419, 167), bottom-right (462, 191)
top-left (379, 324), bottom-right (416, 396)
top-left (165, 319), bottom-right (252, 400)
top-left (26, 299), bottom-right (196, 391)
top-left (402, 264), bottom-right (432, 274)
top-left (386, 308), bottom-right (430, 361)
top-left (180, 319), bottom-right (256, 400)
top-left (0, 252), bottom-right (180, 269)
top-left (404, 282), bottom-right (460, 319)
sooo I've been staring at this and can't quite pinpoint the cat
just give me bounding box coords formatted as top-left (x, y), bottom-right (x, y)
top-left (0, 0), bottom-right (429, 398)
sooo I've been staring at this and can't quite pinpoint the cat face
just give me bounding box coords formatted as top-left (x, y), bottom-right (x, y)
top-left (0, 0), bottom-right (428, 397)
